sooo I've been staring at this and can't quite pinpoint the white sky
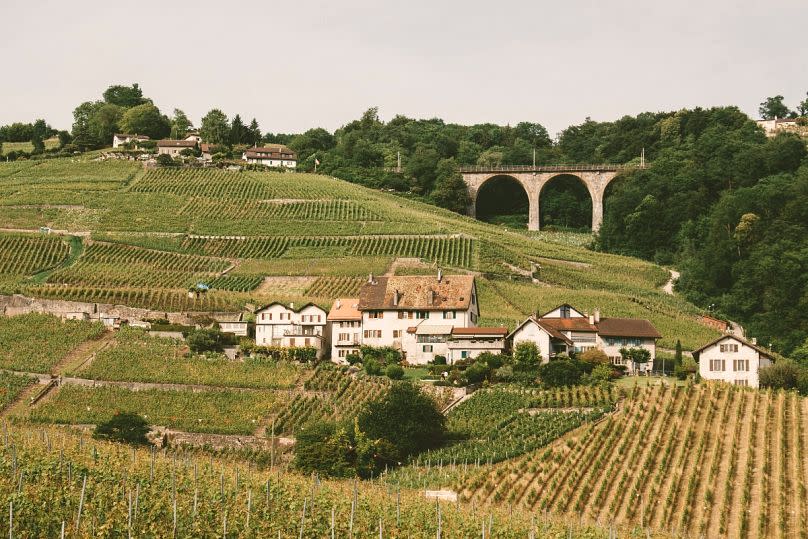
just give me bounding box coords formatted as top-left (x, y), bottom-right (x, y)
top-left (1, 0), bottom-right (806, 136)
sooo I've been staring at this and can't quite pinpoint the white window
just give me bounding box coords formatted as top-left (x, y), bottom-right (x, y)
top-left (415, 311), bottom-right (429, 319)
top-left (363, 330), bottom-right (382, 339)
top-left (733, 359), bottom-right (749, 371)
top-left (460, 351), bottom-right (468, 359)
top-left (734, 379), bottom-right (748, 387)
top-left (368, 311), bottom-right (383, 319)
top-left (338, 333), bottom-right (350, 341)
top-left (423, 345), bottom-right (433, 353)
top-left (393, 330), bottom-right (402, 339)
top-left (611, 356), bottom-right (625, 366)
top-left (720, 344), bottom-right (739, 353)
top-left (443, 311), bottom-right (456, 319)
top-left (709, 359), bottom-right (726, 371)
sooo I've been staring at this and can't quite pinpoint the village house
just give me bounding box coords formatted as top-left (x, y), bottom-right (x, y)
top-left (255, 302), bottom-right (328, 358)
top-left (157, 139), bottom-right (197, 157)
top-left (200, 143), bottom-right (217, 162)
top-left (242, 145), bottom-right (297, 168)
top-left (112, 133), bottom-right (149, 148)
top-left (327, 298), bottom-right (362, 362)
top-left (693, 334), bottom-right (774, 388)
top-left (509, 304), bottom-right (661, 374)
top-left (446, 327), bottom-right (508, 363)
top-left (756, 117), bottom-right (801, 137)
top-left (215, 313), bottom-right (249, 337)
top-left (184, 132), bottom-right (202, 144)
top-left (356, 272), bottom-right (479, 365)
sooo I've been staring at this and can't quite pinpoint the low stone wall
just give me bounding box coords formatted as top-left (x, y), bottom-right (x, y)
top-left (0, 294), bottom-right (195, 325)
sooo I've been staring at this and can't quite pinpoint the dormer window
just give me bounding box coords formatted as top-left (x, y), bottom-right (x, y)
top-left (560, 305), bottom-right (570, 318)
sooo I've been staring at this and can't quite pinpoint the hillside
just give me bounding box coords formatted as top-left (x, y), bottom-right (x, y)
top-left (0, 157), bottom-right (718, 349)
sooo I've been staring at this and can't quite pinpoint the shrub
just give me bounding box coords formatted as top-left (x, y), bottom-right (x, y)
top-left (514, 341), bottom-right (541, 370)
top-left (432, 355), bottom-right (447, 365)
top-left (364, 358), bottom-right (382, 376)
top-left (358, 383), bottom-right (446, 458)
top-left (155, 153), bottom-right (175, 166)
top-left (93, 412), bottom-right (150, 445)
top-left (385, 364), bottom-right (404, 380)
top-left (186, 328), bottom-right (225, 353)
top-left (539, 359), bottom-right (584, 387)
top-left (580, 348), bottom-right (610, 365)
top-left (760, 360), bottom-right (801, 390)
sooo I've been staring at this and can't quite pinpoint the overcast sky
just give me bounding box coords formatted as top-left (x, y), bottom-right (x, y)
top-left (2, 0), bottom-right (805, 136)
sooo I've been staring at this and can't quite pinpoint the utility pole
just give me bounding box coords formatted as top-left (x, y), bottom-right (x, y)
top-left (640, 147), bottom-right (646, 168)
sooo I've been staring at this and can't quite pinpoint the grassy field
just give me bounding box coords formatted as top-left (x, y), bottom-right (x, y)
top-left (0, 137), bottom-right (59, 155)
top-left (0, 158), bottom-right (719, 348)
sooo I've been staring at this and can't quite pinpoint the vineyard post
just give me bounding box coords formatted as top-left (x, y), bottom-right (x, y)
top-left (150, 446), bottom-right (155, 481)
top-left (60, 521), bottom-right (64, 539)
top-left (222, 511), bottom-right (227, 538)
top-left (8, 500), bottom-right (12, 539)
top-left (270, 420), bottom-right (275, 470)
top-left (298, 498), bottom-right (307, 539)
top-left (436, 501), bottom-right (442, 539)
top-left (331, 506), bottom-right (335, 539)
top-left (127, 489), bottom-right (132, 539)
top-left (193, 489), bottom-right (198, 520)
top-left (396, 489), bottom-right (400, 526)
top-left (75, 474), bottom-right (87, 532)
top-left (172, 498), bottom-right (177, 538)
top-left (246, 489), bottom-right (252, 530)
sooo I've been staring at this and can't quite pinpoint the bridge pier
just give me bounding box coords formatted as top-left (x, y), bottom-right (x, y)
top-left (461, 165), bottom-right (629, 233)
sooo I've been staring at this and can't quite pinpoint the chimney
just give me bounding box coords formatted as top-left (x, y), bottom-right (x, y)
top-left (336, 299), bottom-right (341, 309)
top-left (588, 313), bottom-right (594, 325)
top-left (368, 273), bottom-right (374, 284)
top-left (289, 302), bottom-right (294, 310)
top-left (594, 308), bottom-right (600, 324)
top-left (429, 289), bottom-right (435, 304)
top-left (437, 268), bottom-right (443, 283)
top-left (393, 289), bottom-right (400, 306)
top-left (751, 337), bottom-right (757, 345)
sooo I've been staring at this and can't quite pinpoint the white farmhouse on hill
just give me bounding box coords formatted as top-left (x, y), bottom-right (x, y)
top-left (242, 145), bottom-right (297, 168)
top-left (112, 133), bottom-right (149, 148)
top-left (157, 139), bottom-right (196, 157)
top-left (693, 334), bottom-right (774, 388)
top-left (255, 302), bottom-right (327, 358)
top-left (356, 272), bottom-right (479, 365)
top-left (327, 298), bottom-right (362, 362)
top-left (509, 304), bottom-right (661, 373)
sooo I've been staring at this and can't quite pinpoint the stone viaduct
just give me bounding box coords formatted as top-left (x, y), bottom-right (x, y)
top-left (461, 164), bottom-right (636, 232)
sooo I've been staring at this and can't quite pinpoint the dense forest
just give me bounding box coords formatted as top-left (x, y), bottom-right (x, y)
top-left (1, 84), bottom-right (806, 358)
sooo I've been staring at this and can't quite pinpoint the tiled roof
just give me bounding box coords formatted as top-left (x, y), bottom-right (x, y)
top-left (327, 298), bottom-right (361, 321)
top-left (451, 327), bottom-right (508, 336)
top-left (692, 334), bottom-right (774, 359)
top-left (244, 145), bottom-right (297, 160)
top-left (539, 317), bottom-right (598, 332)
top-left (157, 139), bottom-right (196, 148)
top-left (596, 318), bottom-right (662, 338)
top-left (358, 275), bottom-right (475, 311)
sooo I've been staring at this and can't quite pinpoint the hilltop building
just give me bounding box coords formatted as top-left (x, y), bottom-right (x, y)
top-left (112, 133), bottom-right (150, 148)
top-left (756, 117), bottom-right (802, 137)
top-left (157, 139), bottom-right (197, 157)
top-left (693, 334), bottom-right (774, 388)
top-left (509, 304), bottom-right (661, 373)
top-left (242, 145), bottom-right (297, 168)
top-left (255, 302), bottom-right (328, 359)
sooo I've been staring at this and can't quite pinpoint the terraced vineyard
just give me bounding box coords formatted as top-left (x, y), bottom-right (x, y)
top-left (0, 422), bottom-right (632, 538)
top-left (0, 233), bottom-right (69, 275)
top-left (0, 158), bottom-right (721, 350)
top-left (462, 384), bottom-right (808, 539)
top-left (273, 366), bottom-right (391, 434)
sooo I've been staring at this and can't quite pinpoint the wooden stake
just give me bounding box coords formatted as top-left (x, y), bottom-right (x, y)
top-left (75, 475), bottom-right (87, 531)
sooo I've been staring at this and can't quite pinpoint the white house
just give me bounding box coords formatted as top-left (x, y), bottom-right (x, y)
top-left (216, 313), bottom-right (248, 337)
top-left (446, 327), bottom-right (507, 363)
top-left (509, 304), bottom-right (661, 374)
top-left (184, 132), bottom-right (202, 144)
top-left (255, 302), bottom-right (327, 358)
top-left (356, 272), bottom-right (479, 365)
top-left (327, 298), bottom-right (362, 363)
top-left (693, 334), bottom-right (774, 388)
top-left (112, 133), bottom-right (149, 148)
top-left (242, 145), bottom-right (297, 168)
top-left (157, 139), bottom-right (197, 157)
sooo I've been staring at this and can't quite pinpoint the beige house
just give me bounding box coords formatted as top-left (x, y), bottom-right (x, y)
top-left (112, 133), bottom-right (149, 148)
top-left (242, 145), bottom-right (297, 168)
top-left (447, 327), bottom-right (507, 363)
top-left (157, 139), bottom-right (197, 157)
top-left (327, 298), bottom-right (362, 363)
top-left (509, 304), bottom-right (661, 373)
top-left (215, 313), bottom-right (248, 337)
top-left (694, 335), bottom-right (774, 388)
top-left (255, 302), bottom-right (327, 358)
top-left (756, 117), bottom-right (801, 137)
top-left (356, 272), bottom-right (479, 365)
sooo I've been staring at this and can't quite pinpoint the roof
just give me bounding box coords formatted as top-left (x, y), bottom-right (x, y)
top-left (212, 312), bottom-right (244, 323)
top-left (200, 143), bottom-right (217, 152)
top-left (415, 324), bottom-right (454, 335)
top-left (244, 145), bottom-right (297, 160)
top-left (327, 298), bottom-right (361, 321)
top-left (691, 334), bottom-right (774, 359)
top-left (539, 317), bottom-right (598, 332)
top-left (451, 327), bottom-right (508, 337)
top-left (537, 303), bottom-right (585, 319)
top-left (358, 275), bottom-right (476, 311)
top-left (157, 139), bottom-right (196, 148)
top-left (535, 320), bottom-right (575, 344)
top-left (255, 301), bottom-right (326, 314)
top-left (114, 133), bottom-right (150, 140)
top-left (596, 318), bottom-right (662, 338)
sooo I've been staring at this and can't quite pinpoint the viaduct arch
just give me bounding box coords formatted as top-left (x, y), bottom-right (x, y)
top-left (461, 164), bottom-right (634, 232)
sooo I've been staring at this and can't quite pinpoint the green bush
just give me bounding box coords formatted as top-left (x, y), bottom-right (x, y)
top-left (539, 359), bottom-right (584, 387)
top-left (364, 358), bottom-right (382, 376)
top-left (385, 364), bottom-right (404, 380)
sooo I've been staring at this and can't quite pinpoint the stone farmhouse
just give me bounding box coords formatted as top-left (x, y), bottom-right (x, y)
top-left (156, 139), bottom-right (197, 157)
top-left (112, 133), bottom-right (150, 148)
top-left (255, 302), bottom-right (328, 358)
top-left (509, 304), bottom-right (661, 373)
top-left (242, 145), bottom-right (297, 168)
top-left (693, 334), bottom-right (774, 388)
